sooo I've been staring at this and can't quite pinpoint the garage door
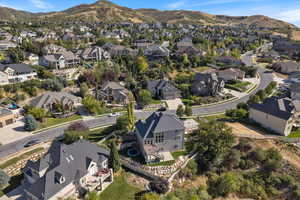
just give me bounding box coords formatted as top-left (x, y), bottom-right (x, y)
top-left (5, 118), bottom-right (13, 125)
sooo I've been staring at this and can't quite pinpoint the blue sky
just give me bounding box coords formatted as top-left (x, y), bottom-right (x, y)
top-left (1, 0), bottom-right (300, 26)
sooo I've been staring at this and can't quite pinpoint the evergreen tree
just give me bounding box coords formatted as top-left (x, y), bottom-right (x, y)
top-left (127, 101), bottom-right (135, 132)
top-left (185, 105), bottom-right (193, 116)
top-left (24, 114), bottom-right (38, 131)
top-left (108, 140), bottom-right (121, 173)
top-left (176, 105), bottom-right (184, 118)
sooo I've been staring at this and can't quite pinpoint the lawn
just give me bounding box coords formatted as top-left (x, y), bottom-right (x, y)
top-left (226, 81), bottom-right (252, 92)
top-left (171, 150), bottom-right (187, 160)
top-left (38, 114), bottom-right (82, 130)
top-left (98, 172), bottom-right (141, 200)
top-left (288, 130), bottom-right (300, 138)
top-left (146, 160), bottom-right (175, 167)
top-left (203, 114), bottom-right (230, 121)
top-left (0, 147), bottom-right (44, 169)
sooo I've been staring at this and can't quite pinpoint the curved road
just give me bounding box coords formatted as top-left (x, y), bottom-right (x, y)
top-left (0, 67), bottom-right (273, 158)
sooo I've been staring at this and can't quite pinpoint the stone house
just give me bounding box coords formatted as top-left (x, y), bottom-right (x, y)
top-left (191, 72), bottom-right (225, 96)
top-left (0, 108), bottom-right (16, 128)
top-left (80, 46), bottom-right (110, 61)
top-left (97, 81), bottom-right (130, 105)
top-left (217, 68), bottom-right (245, 82)
top-left (272, 61), bottom-right (300, 74)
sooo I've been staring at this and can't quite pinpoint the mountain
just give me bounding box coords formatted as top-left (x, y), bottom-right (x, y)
top-left (0, 0), bottom-right (296, 29)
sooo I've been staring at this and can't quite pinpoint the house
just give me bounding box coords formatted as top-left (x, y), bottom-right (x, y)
top-left (40, 51), bottom-right (80, 69)
top-left (144, 45), bottom-right (170, 61)
top-left (147, 80), bottom-right (181, 100)
top-left (26, 53), bottom-right (39, 65)
top-left (0, 71), bottom-right (9, 85)
top-left (176, 46), bottom-right (206, 57)
top-left (80, 46), bottom-right (110, 61)
top-left (249, 97), bottom-right (299, 136)
top-left (191, 72), bottom-right (225, 96)
top-left (42, 44), bottom-right (67, 55)
top-left (22, 140), bottom-right (113, 200)
top-left (135, 112), bottom-right (185, 163)
top-left (177, 37), bottom-right (193, 49)
top-left (0, 63), bottom-right (37, 84)
top-left (217, 68), bottom-right (245, 82)
top-left (97, 81), bottom-right (130, 105)
top-left (216, 56), bottom-right (242, 67)
top-left (0, 108), bottom-right (16, 128)
top-left (29, 92), bottom-right (81, 115)
top-left (0, 40), bottom-right (16, 50)
top-left (272, 61), bottom-right (300, 74)
top-left (133, 39), bottom-right (154, 49)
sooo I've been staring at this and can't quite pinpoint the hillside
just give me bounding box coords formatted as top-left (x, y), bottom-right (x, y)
top-left (0, 0), bottom-right (296, 29)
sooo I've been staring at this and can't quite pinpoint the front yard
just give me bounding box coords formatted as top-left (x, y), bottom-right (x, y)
top-left (37, 114), bottom-right (82, 130)
top-left (226, 80), bottom-right (252, 92)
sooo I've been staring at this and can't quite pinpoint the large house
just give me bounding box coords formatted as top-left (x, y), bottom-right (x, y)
top-left (191, 72), bottom-right (225, 96)
top-left (249, 97), bottom-right (300, 136)
top-left (0, 63), bottom-right (37, 84)
top-left (144, 45), bottom-right (170, 61)
top-left (29, 92), bottom-right (81, 115)
top-left (97, 81), bottom-right (130, 105)
top-left (135, 112), bottom-right (185, 163)
top-left (147, 80), bottom-right (181, 100)
top-left (0, 108), bottom-right (16, 128)
top-left (217, 68), bottom-right (245, 82)
top-left (40, 51), bottom-right (81, 69)
top-left (272, 61), bottom-right (300, 74)
top-left (22, 140), bottom-right (113, 200)
top-left (80, 46), bottom-right (110, 61)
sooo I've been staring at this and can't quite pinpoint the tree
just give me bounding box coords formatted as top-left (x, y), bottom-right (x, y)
top-left (85, 191), bottom-right (100, 200)
top-left (108, 140), bottom-right (121, 172)
top-left (79, 83), bottom-right (89, 98)
top-left (138, 89), bottom-right (152, 108)
top-left (0, 170), bottom-right (10, 188)
top-left (188, 121), bottom-right (235, 172)
top-left (127, 101), bottom-right (135, 132)
top-left (82, 96), bottom-right (106, 115)
top-left (247, 95), bottom-right (260, 104)
top-left (68, 121), bottom-right (89, 132)
top-left (149, 179), bottom-right (169, 194)
top-left (256, 90), bottom-right (266, 101)
top-left (176, 105), bottom-right (184, 118)
top-left (115, 115), bottom-right (129, 131)
top-left (24, 114), bottom-right (38, 131)
top-left (185, 105), bottom-right (193, 116)
top-left (63, 131), bottom-right (83, 144)
top-left (136, 56), bottom-right (149, 73)
top-left (28, 107), bottom-right (48, 121)
top-left (141, 193), bottom-right (161, 200)
top-left (208, 172), bottom-right (241, 197)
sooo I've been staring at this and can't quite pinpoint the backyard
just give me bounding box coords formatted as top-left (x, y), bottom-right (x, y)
top-left (98, 172), bottom-right (142, 200)
top-left (226, 80), bottom-right (252, 92)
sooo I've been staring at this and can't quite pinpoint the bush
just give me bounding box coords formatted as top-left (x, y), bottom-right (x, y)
top-left (150, 179), bottom-right (169, 194)
top-left (68, 121), bottom-right (89, 132)
top-left (208, 172), bottom-right (241, 197)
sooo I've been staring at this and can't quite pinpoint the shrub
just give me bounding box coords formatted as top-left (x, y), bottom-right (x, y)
top-left (24, 114), bottom-right (38, 131)
top-left (68, 121), bottom-right (89, 132)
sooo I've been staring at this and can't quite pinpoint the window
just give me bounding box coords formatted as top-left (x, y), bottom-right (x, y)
top-left (155, 133), bottom-right (164, 143)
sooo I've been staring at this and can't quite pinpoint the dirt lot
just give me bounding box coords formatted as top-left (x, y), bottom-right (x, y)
top-left (292, 30), bottom-right (300, 41)
top-left (226, 122), bottom-right (266, 138)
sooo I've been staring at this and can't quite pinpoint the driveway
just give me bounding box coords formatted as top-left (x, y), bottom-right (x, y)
top-left (0, 119), bottom-right (31, 145)
top-left (165, 98), bottom-right (184, 110)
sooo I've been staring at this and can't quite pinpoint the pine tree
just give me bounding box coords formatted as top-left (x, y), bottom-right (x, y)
top-left (24, 114), bottom-right (38, 131)
top-left (176, 105), bottom-right (184, 118)
top-left (108, 140), bottom-right (121, 173)
top-left (185, 105), bottom-right (193, 116)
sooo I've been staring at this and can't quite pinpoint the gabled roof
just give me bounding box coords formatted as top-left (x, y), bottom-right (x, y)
top-left (22, 140), bottom-right (109, 200)
top-left (101, 81), bottom-right (127, 91)
top-left (29, 92), bottom-right (80, 108)
top-left (0, 63), bottom-right (35, 74)
top-left (135, 112), bottom-right (185, 139)
top-left (147, 80), bottom-right (180, 94)
top-left (250, 97), bottom-right (294, 120)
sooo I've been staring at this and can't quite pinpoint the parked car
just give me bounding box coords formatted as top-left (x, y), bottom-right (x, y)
top-left (24, 139), bottom-right (40, 148)
top-left (109, 112), bottom-right (121, 117)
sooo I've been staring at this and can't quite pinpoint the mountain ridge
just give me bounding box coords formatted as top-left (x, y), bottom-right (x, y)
top-left (0, 0), bottom-right (296, 29)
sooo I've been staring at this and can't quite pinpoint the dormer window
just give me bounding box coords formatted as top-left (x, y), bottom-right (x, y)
top-left (54, 172), bottom-right (65, 184)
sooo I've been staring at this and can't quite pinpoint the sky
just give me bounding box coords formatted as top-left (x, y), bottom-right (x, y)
top-left (0, 0), bottom-right (300, 26)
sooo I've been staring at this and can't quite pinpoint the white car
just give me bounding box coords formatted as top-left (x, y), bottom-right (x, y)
top-left (109, 112), bottom-right (121, 117)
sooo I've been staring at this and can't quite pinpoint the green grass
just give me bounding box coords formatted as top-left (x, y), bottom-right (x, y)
top-left (0, 147), bottom-right (44, 169)
top-left (38, 115), bottom-right (82, 130)
top-left (171, 150), bottom-right (187, 160)
top-left (203, 114), bottom-right (230, 121)
top-left (226, 81), bottom-right (252, 92)
top-left (98, 172), bottom-right (141, 200)
top-left (146, 160), bottom-right (176, 167)
top-left (288, 130), bottom-right (300, 138)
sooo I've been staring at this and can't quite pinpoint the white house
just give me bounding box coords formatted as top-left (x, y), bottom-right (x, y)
top-left (0, 63), bottom-right (37, 84)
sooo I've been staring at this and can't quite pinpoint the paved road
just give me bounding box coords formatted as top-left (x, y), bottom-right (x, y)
top-left (0, 68), bottom-right (273, 159)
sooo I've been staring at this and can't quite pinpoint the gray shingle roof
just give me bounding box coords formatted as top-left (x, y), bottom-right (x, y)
top-left (22, 140), bottom-right (109, 200)
top-left (250, 97), bottom-right (294, 120)
top-left (0, 108), bottom-right (13, 117)
top-left (0, 63), bottom-right (35, 74)
top-left (135, 112), bottom-right (185, 139)
top-left (30, 92), bottom-right (80, 108)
